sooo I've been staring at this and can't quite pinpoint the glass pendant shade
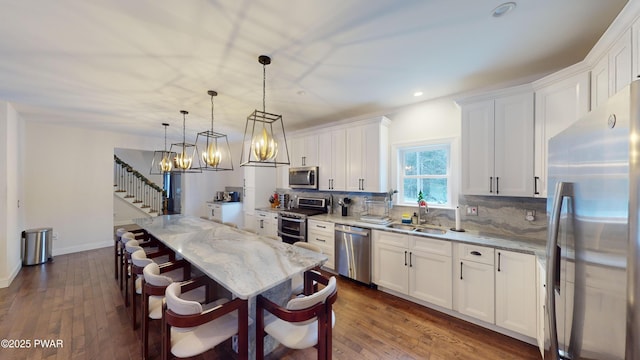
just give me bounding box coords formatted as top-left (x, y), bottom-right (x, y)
top-left (240, 55), bottom-right (290, 167)
top-left (169, 110), bottom-right (202, 173)
top-left (195, 90), bottom-right (234, 171)
top-left (150, 123), bottom-right (177, 175)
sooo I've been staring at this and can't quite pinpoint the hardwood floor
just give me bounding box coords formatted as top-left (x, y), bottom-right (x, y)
top-left (0, 247), bottom-right (540, 360)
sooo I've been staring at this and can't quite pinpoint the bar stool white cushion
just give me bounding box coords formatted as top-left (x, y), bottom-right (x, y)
top-left (143, 263), bottom-right (206, 319)
top-left (265, 276), bottom-right (336, 349)
top-left (165, 282), bottom-right (238, 358)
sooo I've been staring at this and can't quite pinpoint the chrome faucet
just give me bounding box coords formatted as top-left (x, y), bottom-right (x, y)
top-left (417, 202), bottom-right (429, 224)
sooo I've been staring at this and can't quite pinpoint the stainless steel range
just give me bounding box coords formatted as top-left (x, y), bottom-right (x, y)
top-left (277, 197), bottom-right (327, 244)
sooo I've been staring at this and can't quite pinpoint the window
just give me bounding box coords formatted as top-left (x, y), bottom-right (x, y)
top-left (396, 141), bottom-right (454, 208)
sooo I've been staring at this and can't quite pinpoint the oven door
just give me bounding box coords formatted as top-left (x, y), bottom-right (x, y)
top-left (277, 215), bottom-right (306, 244)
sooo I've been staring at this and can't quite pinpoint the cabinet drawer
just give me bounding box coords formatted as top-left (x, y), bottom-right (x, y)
top-left (308, 230), bottom-right (333, 247)
top-left (410, 236), bottom-right (452, 256)
top-left (308, 220), bottom-right (334, 234)
top-left (373, 230), bottom-right (409, 248)
top-left (458, 244), bottom-right (494, 265)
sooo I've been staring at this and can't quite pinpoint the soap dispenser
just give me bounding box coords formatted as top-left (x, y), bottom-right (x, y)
top-left (411, 212), bottom-right (418, 225)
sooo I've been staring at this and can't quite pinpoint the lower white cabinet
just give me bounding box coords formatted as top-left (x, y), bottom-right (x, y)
top-left (454, 244), bottom-right (495, 324)
top-left (373, 230), bottom-right (452, 309)
top-left (536, 258), bottom-right (546, 358)
top-left (207, 202), bottom-right (242, 225)
top-left (255, 210), bottom-right (278, 238)
top-left (495, 250), bottom-right (537, 338)
top-left (307, 219), bottom-right (335, 270)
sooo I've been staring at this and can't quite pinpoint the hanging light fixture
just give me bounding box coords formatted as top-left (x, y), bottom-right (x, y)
top-left (240, 55), bottom-right (290, 167)
top-left (195, 90), bottom-right (234, 171)
top-left (150, 123), bottom-right (177, 175)
top-left (169, 110), bottom-right (202, 173)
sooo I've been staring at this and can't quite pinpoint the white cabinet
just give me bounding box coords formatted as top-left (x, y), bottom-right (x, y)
top-left (592, 28), bottom-right (632, 110)
top-left (317, 129), bottom-right (346, 191)
top-left (289, 134), bottom-right (318, 167)
top-left (454, 244), bottom-right (495, 324)
top-left (373, 230), bottom-right (452, 309)
top-left (536, 258), bottom-right (546, 358)
top-left (591, 55), bottom-right (609, 110)
top-left (207, 202), bottom-right (242, 225)
top-left (345, 118), bottom-right (389, 192)
top-left (255, 210), bottom-right (278, 237)
top-left (408, 236), bottom-right (452, 309)
top-left (495, 250), bottom-right (536, 338)
top-left (461, 90), bottom-right (534, 197)
top-left (307, 219), bottom-right (335, 270)
top-left (534, 71), bottom-right (590, 197)
top-left (372, 230), bottom-right (409, 294)
top-left (243, 166), bottom-right (275, 228)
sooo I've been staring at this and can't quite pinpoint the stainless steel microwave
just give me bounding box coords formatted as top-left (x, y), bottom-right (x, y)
top-left (289, 166), bottom-right (318, 189)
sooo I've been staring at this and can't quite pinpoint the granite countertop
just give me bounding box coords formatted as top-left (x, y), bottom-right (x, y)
top-left (134, 215), bottom-right (328, 299)
top-left (255, 207), bottom-right (283, 213)
top-left (205, 200), bottom-right (243, 205)
top-left (310, 213), bottom-right (547, 259)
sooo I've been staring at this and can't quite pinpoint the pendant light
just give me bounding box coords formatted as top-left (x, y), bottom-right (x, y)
top-left (195, 90), bottom-right (234, 171)
top-left (150, 123), bottom-right (177, 175)
top-left (240, 55), bottom-right (290, 167)
top-left (169, 110), bottom-right (202, 173)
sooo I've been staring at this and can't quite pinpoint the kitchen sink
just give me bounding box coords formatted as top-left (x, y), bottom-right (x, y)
top-left (414, 227), bottom-right (447, 235)
top-left (386, 223), bottom-right (417, 231)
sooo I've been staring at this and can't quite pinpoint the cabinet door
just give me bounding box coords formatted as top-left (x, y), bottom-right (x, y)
top-left (455, 260), bottom-right (495, 324)
top-left (591, 55), bottom-right (609, 110)
top-left (534, 72), bottom-right (590, 198)
top-left (409, 250), bottom-right (452, 309)
top-left (319, 128), bottom-right (347, 191)
top-left (536, 259), bottom-right (546, 357)
top-left (289, 136), bottom-right (305, 167)
top-left (318, 132), bottom-right (333, 190)
top-left (494, 92), bottom-right (534, 196)
top-left (345, 125), bottom-right (365, 191)
top-left (361, 122), bottom-right (383, 192)
top-left (495, 250), bottom-right (536, 338)
top-left (289, 134), bottom-right (318, 167)
top-left (461, 100), bottom-right (494, 195)
top-left (255, 211), bottom-right (269, 235)
top-left (373, 242), bottom-right (409, 294)
top-left (609, 28), bottom-right (632, 96)
top-left (212, 204), bottom-right (223, 222)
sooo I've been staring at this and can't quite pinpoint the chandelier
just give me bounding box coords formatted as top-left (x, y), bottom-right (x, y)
top-left (169, 110), bottom-right (202, 173)
top-left (240, 55), bottom-right (290, 167)
top-left (150, 123), bottom-right (176, 175)
top-left (195, 90), bottom-right (233, 171)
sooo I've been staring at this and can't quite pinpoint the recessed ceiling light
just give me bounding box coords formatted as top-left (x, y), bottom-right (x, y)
top-left (413, 91), bottom-right (423, 97)
top-left (492, 2), bottom-right (516, 18)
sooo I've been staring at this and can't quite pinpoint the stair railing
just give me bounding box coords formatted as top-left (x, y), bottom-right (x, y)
top-left (113, 155), bottom-right (166, 214)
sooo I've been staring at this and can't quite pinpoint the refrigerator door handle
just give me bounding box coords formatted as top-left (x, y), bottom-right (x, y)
top-left (546, 181), bottom-right (574, 360)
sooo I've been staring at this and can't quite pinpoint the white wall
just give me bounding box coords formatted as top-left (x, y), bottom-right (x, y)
top-left (23, 121), bottom-right (161, 257)
top-left (0, 102), bottom-right (25, 287)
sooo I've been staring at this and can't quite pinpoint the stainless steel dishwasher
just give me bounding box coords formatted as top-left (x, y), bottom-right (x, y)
top-left (335, 224), bottom-right (371, 285)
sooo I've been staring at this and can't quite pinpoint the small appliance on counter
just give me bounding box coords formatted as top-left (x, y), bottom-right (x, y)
top-left (215, 191), bottom-right (225, 201)
top-left (337, 197), bottom-right (351, 216)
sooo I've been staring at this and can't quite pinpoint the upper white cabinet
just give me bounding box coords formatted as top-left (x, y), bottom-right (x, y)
top-left (317, 128), bottom-right (346, 191)
top-left (533, 71), bottom-right (590, 197)
top-left (345, 118), bottom-right (390, 192)
top-left (461, 89), bottom-right (534, 197)
top-left (289, 134), bottom-right (318, 167)
top-left (592, 28), bottom-right (632, 110)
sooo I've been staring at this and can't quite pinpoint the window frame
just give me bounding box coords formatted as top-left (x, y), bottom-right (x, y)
top-left (392, 138), bottom-right (458, 209)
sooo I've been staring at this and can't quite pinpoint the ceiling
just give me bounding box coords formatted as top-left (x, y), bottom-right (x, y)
top-left (0, 0), bottom-right (629, 141)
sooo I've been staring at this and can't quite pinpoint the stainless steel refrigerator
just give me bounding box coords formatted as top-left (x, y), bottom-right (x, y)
top-left (546, 80), bottom-right (640, 359)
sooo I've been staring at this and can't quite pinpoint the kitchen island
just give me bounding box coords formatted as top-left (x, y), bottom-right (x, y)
top-left (134, 215), bottom-right (328, 358)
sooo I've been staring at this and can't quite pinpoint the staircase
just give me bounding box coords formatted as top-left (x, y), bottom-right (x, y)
top-left (113, 155), bottom-right (165, 218)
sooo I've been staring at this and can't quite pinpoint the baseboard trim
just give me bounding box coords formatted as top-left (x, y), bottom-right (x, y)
top-left (52, 241), bottom-right (112, 257)
top-left (0, 261), bottom-right (22, 288)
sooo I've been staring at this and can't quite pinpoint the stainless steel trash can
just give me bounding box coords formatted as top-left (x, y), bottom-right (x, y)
top-left (21, 228), bottom-right (53, 265)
